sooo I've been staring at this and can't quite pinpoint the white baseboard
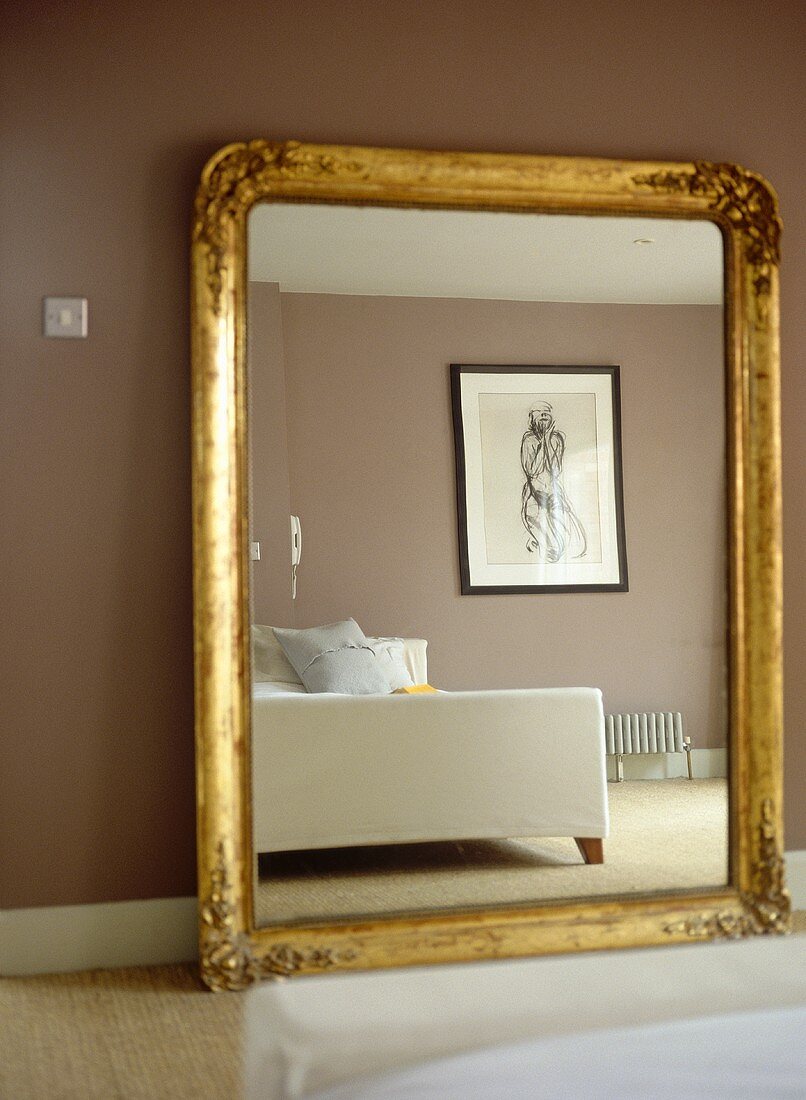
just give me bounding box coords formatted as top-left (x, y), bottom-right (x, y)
top-left (0, 895), bottom-right (198, 977)
top-left (2, 845), bottom-right (803, 977)
top-left (607, 747), bottom-right (727, 781)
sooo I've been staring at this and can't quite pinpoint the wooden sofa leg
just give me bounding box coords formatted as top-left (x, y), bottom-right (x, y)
top-left (575, 837), bottom-right (604, 865)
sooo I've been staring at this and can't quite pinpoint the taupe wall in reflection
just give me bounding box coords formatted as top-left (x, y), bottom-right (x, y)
top-left (267, 292), bottom-right (727, 747)
top-left (249, 283), bottom-right (295, 627)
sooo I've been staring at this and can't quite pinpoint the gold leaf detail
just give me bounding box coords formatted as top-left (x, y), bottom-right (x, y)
top-left (632, 161), bottom-right (781, 320)
top-left (664, 909), bottom-right (757, 940)
top-left (750, 796), bottom-right (792, 932)
top-left (193, 140), bottom-right (366, 311)
top-left (199, 841), bottom-right (256, 991)
top-left (259, 943), bottom-right (357, 980)
top-left (199, 841), bottom-right (357, 988)
top-left (664, 798), bottom-right (791, 939)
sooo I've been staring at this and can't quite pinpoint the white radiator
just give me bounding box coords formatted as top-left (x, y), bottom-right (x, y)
top-left (604, 711), bottom-right (692, 780)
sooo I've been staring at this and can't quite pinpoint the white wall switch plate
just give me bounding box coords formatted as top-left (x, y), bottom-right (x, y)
top-left (43, 297), bottom-right (88, 338)
top-left (250, 541), bottom-right (261, 561)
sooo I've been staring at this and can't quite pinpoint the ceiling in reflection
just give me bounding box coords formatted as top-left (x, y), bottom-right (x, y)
top-left (249, 205), bottom-right (724, 305)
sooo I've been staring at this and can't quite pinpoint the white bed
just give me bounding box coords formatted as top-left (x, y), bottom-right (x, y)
top-left (251, 638), bottom-right (609, 859)
top-left (244, 934), bottom-right (806, 1099)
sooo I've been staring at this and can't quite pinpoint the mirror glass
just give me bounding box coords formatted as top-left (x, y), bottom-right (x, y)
top-left (246, 202), bottom-right (727, 928)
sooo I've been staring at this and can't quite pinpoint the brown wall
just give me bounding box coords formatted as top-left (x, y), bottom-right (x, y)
top-left (278, 294), bottom-right (727, 747)
top-left (2, 0), bottom-right (803, 909)
top-left (248, 283), bottom-right (295, 627)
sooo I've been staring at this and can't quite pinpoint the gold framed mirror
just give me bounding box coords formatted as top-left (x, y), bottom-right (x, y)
top-left (191, 140), bottom-right (790, 991)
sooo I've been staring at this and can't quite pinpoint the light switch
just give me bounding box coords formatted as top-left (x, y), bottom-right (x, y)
top-left (250, 542), bottom-right (261, 561)
top-left (43, 297), bottom-right (88, 338)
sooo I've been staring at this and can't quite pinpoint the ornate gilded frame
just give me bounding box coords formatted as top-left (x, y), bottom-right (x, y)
top-left (191, 141), bottom-right (789, 991)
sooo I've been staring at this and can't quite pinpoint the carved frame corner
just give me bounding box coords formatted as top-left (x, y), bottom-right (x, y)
top-left (199, 840), bottom-right (359, 990)
top-left (632, 159), bottom-right (782, 321)
top-left (199, 842), bottom-right (256, 992)
top-left (664, 798), bottom-right (791, 941)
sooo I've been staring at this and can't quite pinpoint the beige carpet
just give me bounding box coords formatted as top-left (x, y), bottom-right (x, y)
top-left (0, 964), bottom-right (241, 1100)
top-left (256, 779), bottom-right (729, 924)
top-left (2, 915), bottom-right (804, 1099)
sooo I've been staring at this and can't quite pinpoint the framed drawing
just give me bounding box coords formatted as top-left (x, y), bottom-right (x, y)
top-left (451, 365), bottom-right (628, 594)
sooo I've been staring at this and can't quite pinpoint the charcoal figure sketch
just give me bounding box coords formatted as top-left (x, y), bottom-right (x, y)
top-left (520, 401), bottom-right (588, 562)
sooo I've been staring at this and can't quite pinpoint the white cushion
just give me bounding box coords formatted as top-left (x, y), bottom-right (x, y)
top-left (366, 638), bottom-right (415, 691)
top-left (273, 620), bottom-right (391, 695)
top-left (252, 625), bottom-right (428, 690)
top-left (251, 624), bottom-right (302, 685)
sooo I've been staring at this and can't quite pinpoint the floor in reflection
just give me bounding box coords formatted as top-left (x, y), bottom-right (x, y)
top-left (255, 778), bottom-right (728, 926)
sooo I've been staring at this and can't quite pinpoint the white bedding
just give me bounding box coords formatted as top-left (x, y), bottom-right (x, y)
top-left (251, 685), bottom-right (609, 854)
top-left (310, 1005), bottom-right (806, 1099)
top-left (254, 681), bottom-right (307, 697)
top-left (244, 934), bottom-right (806, 1099)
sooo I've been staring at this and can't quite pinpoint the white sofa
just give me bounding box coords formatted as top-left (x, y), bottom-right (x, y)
top-left (251, 638), bottom-right (609, 861)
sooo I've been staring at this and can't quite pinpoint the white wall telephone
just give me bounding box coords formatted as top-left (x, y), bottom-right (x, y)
top-left (290, 515), bottom-right (302, 599)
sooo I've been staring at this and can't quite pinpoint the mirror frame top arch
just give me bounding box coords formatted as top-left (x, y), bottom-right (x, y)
top-left (191, 139), bottom-right (789, 991)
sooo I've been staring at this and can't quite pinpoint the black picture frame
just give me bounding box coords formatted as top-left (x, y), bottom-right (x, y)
top-left (451, 365), bottom-right (628, 594)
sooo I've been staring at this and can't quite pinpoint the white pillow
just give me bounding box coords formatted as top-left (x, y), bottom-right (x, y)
top-left (251, 624), bottom-right (303, 685)
top-left (367, 637), bottom-right (416, 691)
top-left (273, 620), bottom-right (390, 695)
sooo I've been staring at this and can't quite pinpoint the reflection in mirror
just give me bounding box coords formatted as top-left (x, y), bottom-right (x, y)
top-left (246, 203), bottom-right (727, 928)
